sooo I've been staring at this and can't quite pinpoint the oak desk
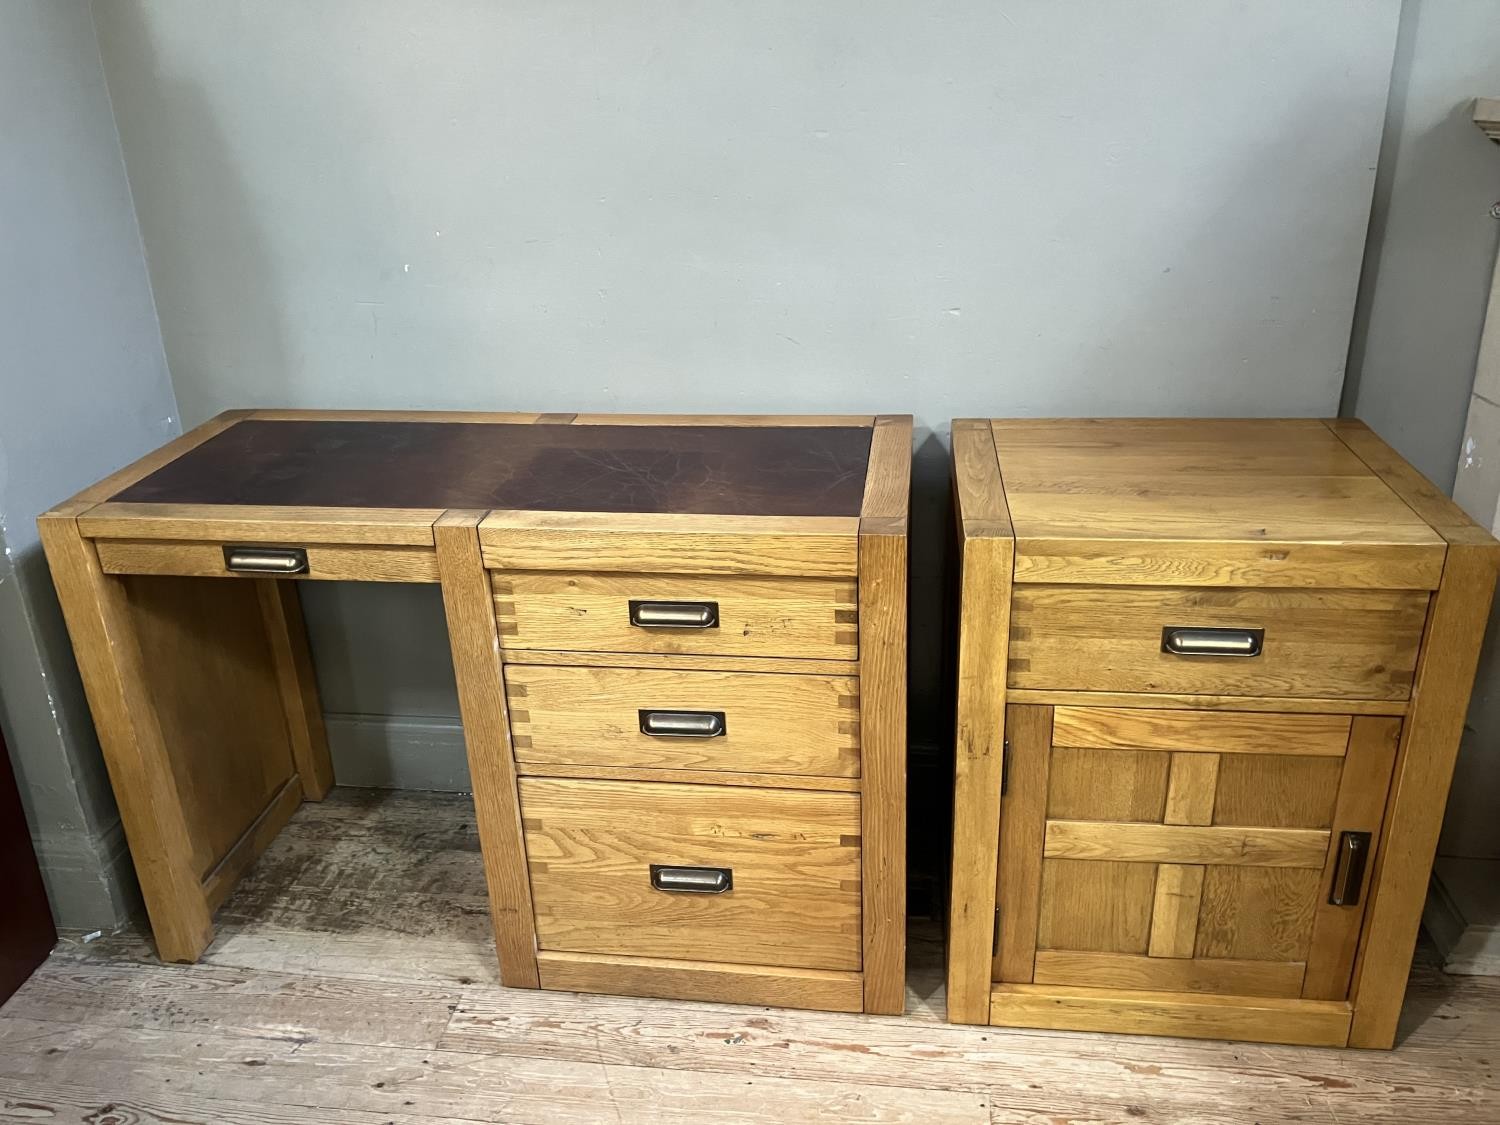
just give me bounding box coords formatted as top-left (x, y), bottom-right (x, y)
top-left (41, 410), bottom-right (911, 1014)
top-left (947, 417), bottom-right (1499, 1048)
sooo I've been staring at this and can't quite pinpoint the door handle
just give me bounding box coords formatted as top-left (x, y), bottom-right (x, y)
top-left (639, 710), bottom-right (727, 738)
top-left (1329, 831), bottom-right (1372, 906)
top-left (1161, 626), bottom-right (1264, 658)
top-left (223, 546), bottom-right (309, 575)
top-left (649, 865), bottom-right (733, 894)
top-left (629, 600), bottom-right (719, 629)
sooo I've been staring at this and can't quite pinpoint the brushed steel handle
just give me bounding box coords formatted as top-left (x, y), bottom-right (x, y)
top-left (1329, 830), bottom-right (1372, 906)
top-left (639, 710), bottom-right (726, 738)
top-left (629, 600), bottom-right (719, 629)
top-left (223, 546), bottom-right (309, 575)
top-left (1161, 626), bottom-right (1264, 658)
top-left (650, 864), bottom-right (732, 894)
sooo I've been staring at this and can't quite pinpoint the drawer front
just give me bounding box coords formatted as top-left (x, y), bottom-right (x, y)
top-left (506, 665), bottom-right (860, 778)
top-left (996, 705), bottom-right (1399, 1003)
top-left (493, 572), bottom-right (858, 661)
top-left (1008, 585), bottom-right (1427, 700)
top-left (521, 778), bottom-right (862, 970)
top-left (95, 539), bottom-right (439, 583)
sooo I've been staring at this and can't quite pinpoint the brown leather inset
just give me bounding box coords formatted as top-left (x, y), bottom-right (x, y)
top-left (112, 420), bottom-right (873, 516)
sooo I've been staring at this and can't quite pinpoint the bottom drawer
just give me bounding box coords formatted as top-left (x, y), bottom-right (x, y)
top-left (520, 778), bottom-right (862, 971)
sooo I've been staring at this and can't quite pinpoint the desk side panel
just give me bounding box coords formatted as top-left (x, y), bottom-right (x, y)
top-left (122, 575), bottom-right (302, 880)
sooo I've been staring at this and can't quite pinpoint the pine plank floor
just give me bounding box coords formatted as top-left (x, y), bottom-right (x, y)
top-left (1, 788), bottom-right (1496, 1124)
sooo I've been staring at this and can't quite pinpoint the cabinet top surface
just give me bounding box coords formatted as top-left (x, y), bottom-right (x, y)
top-left (987, 418), bottom-right (1444, 547)
top-left (105, 416), bottom-right (877, 518)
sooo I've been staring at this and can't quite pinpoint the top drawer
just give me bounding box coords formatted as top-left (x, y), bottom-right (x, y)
top-left (1008, 585), bottom-right (1428, 701)
top-left (492, 571), bottom-right (858, 661)
top-left (94, 539), bottom-right (439, 583)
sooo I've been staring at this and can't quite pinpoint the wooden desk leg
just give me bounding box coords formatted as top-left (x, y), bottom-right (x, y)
top-left (435, 511), bottom-right (540, 988)
top-left (257, 581), bottom-right (334, 801)
top-left (38, 511), bottom-right (214, 962)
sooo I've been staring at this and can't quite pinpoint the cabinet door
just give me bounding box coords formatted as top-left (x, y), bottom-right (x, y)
top-left (993, 705), bottom-right (1398, 1001)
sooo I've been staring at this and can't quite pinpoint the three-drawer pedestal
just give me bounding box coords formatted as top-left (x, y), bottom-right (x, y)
top-left (443, 416), bottom-right (914, 1014)
top-left (946, 418), bottom-right (1500, 1047)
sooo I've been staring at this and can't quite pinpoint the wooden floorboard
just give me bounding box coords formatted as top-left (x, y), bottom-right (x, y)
top-left (1, 788), bottom-right (1497, 1123)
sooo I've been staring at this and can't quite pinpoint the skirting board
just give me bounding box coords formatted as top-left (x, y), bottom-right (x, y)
top-left (30, 815), bottom-right (141, 930)
top-left (325, 713), bottom-right (471, 792)
top-left (1424, 857), bottom-right (1500, 976)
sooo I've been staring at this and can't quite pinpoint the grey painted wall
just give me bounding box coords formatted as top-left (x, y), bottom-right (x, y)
top-left (1341, 0), bottom-right (1500, 862)
top-left (97, 0), bottom-right (1396, 426)
top-left (1343, 0), bottom-right (1500, 488)
top-left (91, 0), bottom-right (1403, 789)
top-left (0, 0), bottom-right (180, 926)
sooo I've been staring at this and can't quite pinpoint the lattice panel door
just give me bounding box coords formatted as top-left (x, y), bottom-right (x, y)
top-left (993, 705), bottom-right (1399, 1001)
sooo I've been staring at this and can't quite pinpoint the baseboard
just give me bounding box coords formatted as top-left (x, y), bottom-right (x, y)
top-left (325, 712), bottom-right (471, 792)
top-left (31, 815), bottom-right (141, 931)
top-left (1425, 857), bottom-right (1500, 976)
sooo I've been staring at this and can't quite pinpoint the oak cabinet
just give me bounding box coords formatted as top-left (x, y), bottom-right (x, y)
top-left (947, 418), bottom-right (1500, 1047)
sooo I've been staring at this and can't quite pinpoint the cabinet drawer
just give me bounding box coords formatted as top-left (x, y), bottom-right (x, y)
top-left (1008, 585), bottom-right (1427, 700)
top-left (506, 665), bottom-right (860, 778)
top-left (493, 572), bottom-right (858, 661)
top-left (520, 778), bottom-right (862, 971)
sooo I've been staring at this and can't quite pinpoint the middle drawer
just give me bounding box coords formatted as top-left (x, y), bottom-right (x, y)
top-left (505, 664), bottom-right (861, 778)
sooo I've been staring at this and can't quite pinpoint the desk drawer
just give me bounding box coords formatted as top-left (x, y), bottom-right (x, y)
top-left (520, 778), bottom-right (862, 971)
top-left (505, 664), bottom-right (860, 778)
top-left (95, 539), bottom-right (439, 583)
top-left (492, 572), bottom-right (858, 661)
top-left (1008, 585), bottom-right (1428, 700)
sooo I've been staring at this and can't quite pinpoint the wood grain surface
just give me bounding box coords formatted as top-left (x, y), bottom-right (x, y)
top-left (1009, 584), bottom-right (1427, 700)
top-left (992, 705), bottom-right (1051, 984)
top-left (435, 512), bottom-right (540, 989)
top-left (96, 539), bottom-right (441, 582)
top-left (946, 421), bottom-right (1015, 1021)
top-left (494, 571), bottom-right (859, 661)
top-left (479, 511), bottom-right (860, 577)
top-left (1033, 950), bottom-right (1304, 999)
top-left (856, 421), bottom-right (911, 1014)
top-left (992, 417), bottom-right (1445, 591)
top-left (1052, 706), bottom-right (1352, 757)
top-left (1043, 821), bottom-right (1330, 868)
top-left (520, 778), bottom-right (862, 971)
top-left (990, 982), bottom-right (1353, 1047)
top-left (505, 663), bottom-right (860, 778)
